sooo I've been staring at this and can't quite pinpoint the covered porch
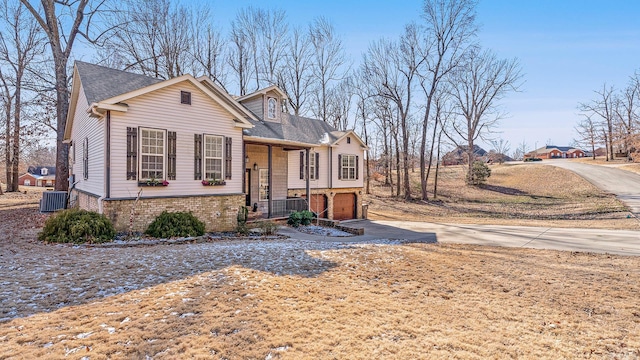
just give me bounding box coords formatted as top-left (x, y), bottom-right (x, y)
top-left (243, 141), bottom-right (313, 219)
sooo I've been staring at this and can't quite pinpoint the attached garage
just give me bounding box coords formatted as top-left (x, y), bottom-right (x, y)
top-left (306, 194), bottom-right (328, 218)
top-left (333, 193), bottom-right (355, 220)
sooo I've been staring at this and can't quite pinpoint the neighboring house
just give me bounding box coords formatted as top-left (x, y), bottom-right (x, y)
top-left (442, 145), bottom-right (488, 166)
top-left (18, 166), bottom-right (56, 187)
top-left (63, 62), bottom-right (366, 232)
top-left (524, 146), bottom-right (586, 159)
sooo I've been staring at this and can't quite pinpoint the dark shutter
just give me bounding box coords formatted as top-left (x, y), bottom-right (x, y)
top-left (338, 154), bottom-right (342, 180)
top-left (194, 134), bottom-right (202, 180)
top-left (299, 151), bottom-right (304, 179)
top-left (126, 127), bottom-right (137, 180)
top-left (225, 137), bottom-right (232, 180)
top-left (356, 155), bottom-right (359, 180)
top-left (315, 152), bottom-right (319, 180)
top-left (167, 131), bottom-right (177, 180)
top-left (83, 137), bottom-right (88, 180)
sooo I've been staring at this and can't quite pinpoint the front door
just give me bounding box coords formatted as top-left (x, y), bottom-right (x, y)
top-left (245, 169), bottom-right (251, 206)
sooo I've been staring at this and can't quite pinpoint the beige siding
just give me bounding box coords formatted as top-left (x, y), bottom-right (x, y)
top-left (71, 82), bottom-right (105, 197)
top-left (241, 97), bottom-right (263, 120)
top-left (110, 81), bottom-right (243, 199)
top-left (332, 137), bottom-right (365, 189)
top-left (287, 146), bottom-right (329, 190)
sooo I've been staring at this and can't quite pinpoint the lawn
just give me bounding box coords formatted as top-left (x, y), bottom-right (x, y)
top-left (1, 169), bottom-right (640, 359)
top-left (366, 163), bottom-right (637, 230)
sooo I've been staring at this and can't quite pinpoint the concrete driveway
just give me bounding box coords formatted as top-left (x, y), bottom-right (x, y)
top-left (542, 159), bottom-right (640, 213)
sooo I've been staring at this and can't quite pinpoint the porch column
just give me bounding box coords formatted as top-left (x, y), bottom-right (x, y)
top-left (267, 144), bottom-right (272, 218)
top-left (305, 148), bottom-right (311, 211)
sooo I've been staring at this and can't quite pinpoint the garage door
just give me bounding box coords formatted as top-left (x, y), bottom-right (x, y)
top-left (306, 194), bottom-right (328, 218)
top-left (333, 193), bottom-right (355, 220)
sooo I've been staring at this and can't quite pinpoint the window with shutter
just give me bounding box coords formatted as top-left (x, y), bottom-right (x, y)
top-left (139, 128), bottom-right (166, 180)
top-left (194, 134), bottom-right (202, 180)
top-left (340, 154), bottom-right (356, 180)
top-left (167, 131), bottom-right (176, 180)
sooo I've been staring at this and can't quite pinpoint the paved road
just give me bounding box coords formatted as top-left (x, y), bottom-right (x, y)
top-left (282, 219), bottom-right (640, 256)
top-left (542, 159), bottom-right (640, 213)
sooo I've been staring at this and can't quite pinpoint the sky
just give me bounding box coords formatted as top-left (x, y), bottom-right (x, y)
top-left (206, 0), bottom-right (640, 152)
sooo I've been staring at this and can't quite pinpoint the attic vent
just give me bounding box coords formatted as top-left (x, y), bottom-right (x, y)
top-left (40, 191), bottom-right (67, 213)
top-left (181, 91), bottom-right (191, 105)
top-left (347, 137), bottom-right (351, 144)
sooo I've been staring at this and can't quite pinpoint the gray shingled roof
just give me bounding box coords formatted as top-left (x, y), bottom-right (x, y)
top-left (75, 61), bottom-right (162, 104)
top-left (244, 114), bottom-right (344, 145)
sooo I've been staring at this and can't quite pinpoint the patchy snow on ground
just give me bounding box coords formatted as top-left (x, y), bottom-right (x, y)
top-left (294, 225), bottom-right (354, 237)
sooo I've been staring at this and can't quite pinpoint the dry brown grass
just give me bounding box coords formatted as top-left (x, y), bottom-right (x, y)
top-left (0, 186), bottom-right (46, 209)
top-left (1, 241), bottom-right (639, 359)
top-left (367, 164), bottom-right (637, 230)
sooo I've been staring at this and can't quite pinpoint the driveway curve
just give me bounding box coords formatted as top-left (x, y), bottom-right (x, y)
top-left (542, 159), bottom-right (640, 214)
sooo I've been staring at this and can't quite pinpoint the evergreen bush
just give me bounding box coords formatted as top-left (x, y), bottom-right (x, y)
top-left (38, 209), bottom-right (115, 244)
top-left (145, 211), bottom-right (205, 238)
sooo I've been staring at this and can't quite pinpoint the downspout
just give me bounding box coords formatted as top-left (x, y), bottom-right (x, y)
top-left (329, 146), bottom-right (333, 189)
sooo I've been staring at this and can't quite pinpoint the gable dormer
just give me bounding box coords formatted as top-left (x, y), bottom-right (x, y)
top-left (237, 85), bottom-right (288, 122)
top-left (41, 167), bottom-right (48, 176)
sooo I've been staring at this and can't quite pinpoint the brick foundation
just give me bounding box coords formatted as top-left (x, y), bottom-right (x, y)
top-left (72, 190), bottom-right (243, 232)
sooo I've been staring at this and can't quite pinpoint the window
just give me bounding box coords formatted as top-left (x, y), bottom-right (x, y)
top-left (309, 152), bottom-right (319, 180)
top-left (347, 136), bottom-right (351, 144)
top-left (204, 135), bottom-right (224, 180)
top-left (341, 154), bottom-right (356, 180)
top-left (24, 179), bottom-right (30, 186)
top-left (41, 168), bottom-right (48, 175)
top-left (267, 97), bottom-right (277, 119)
top-left (259, 168), bottom-right (269, 201)
top-left (140, 128), bottom-right (165, 180)
top-left (181, 91), bottom-right (191, 105)
top-left (83, 137), bottom-right (88, 180)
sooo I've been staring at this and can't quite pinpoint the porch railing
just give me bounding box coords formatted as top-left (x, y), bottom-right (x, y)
top-left (271, 197), bottom-right (308, 218)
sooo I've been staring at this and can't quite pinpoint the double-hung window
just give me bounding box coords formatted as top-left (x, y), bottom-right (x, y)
top-left (204, 135), bottom-right (224, 180)
top-left (140, 128), bottom-right (166, 180)
top-left (341, 154), bottom-right (356, 180)
top-left (309, 152), bottom-right (316, 180)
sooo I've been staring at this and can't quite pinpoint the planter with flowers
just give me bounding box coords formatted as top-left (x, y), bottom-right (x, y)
top-left (201, 179), bottom-right (226, 186)
top-left (138, 179), bottom-right (170, 187)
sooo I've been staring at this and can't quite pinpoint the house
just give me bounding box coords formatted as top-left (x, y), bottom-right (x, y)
top-left (524, 146), bottom-right (586, 159)
top-left (63, 61), bottom-right (366, 231)
top-left (18, 166), bottom-right (56, 187)
top-left (442, 145), bottom-right (488, 166)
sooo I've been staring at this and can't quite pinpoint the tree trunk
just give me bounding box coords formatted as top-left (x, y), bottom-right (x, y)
top-left (4, 99), bottom-right (12, 191)
top-left (9, 77), bottom-right (21, 192)
top-left (54, 61), bottom-right (70, 191)
top-left (433, 130), bottom-right (443, 199)
top-left (394, 127), bottom-right (401, 198)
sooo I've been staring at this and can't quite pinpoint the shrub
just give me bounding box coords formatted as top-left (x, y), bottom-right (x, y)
top-left (145, 211), bottom-right (205, 238)
top-left (468, 161), bottom-right (492, 185)
top-left (287, 210), bottom-right (315, 227)
top-left (257, 220), bottom-right (279, 235)
top-left (38, 209), bottom-right (116, 244)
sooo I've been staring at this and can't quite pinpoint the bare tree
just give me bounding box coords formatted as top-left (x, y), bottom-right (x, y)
top-left (325, 77), bottom-right (353, 131)
top-left (512, 140), bottom-right (528, 160)
top-left (20, 0), bottom-right (108, 191)
top-left (192, 19), bottom-right (227, 89)
top-left (0, 0), bottom-right (47, 192)
top-left (447, 48), bottom-right (522, 184)
top-left (575, 116), bottom-right (600, 160)
top-left (279, 27), bottom-right (313, 115)
top-left (363, 24), bottom-right (424, 199)
top-left (228, 17), bottom-right (253, 96)
top-left (613, 73), bottom-right (640, 155)
top-left (579, 84), bottom-right (616, 161)
top-left (257, 8), bottom-right (288, 86)
top-left (418, 0), bottom-right (478, 200)
top-left (308, 17), bottom-right (347, 122)
top-left (489, 138), bottom-right (510, 163)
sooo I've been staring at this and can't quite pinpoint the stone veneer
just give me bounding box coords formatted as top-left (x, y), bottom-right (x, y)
top-left (72, 190), bottom-right (243, 232)
top-left (287, 187), bottom-right (364, 220)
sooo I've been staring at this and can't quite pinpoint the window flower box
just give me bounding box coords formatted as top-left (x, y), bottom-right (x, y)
top-left (201, 179), bottom-right (226, 186)
top-left (138, 179), bottom-right (169, 187)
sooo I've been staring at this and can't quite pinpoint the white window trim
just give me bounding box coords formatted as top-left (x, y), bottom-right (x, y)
top-left (203, 134), bottom-right (224, 181)
top-left (341, 154), bottom-right (356, 181)
top-left (309, 151), bottom-right (316, 180)
top-left (259, 168), bottom-right (269, 201)
top-left (139, 127), bottom-right (167, 180)
top-left (267, 97), bottom-right (277, 119)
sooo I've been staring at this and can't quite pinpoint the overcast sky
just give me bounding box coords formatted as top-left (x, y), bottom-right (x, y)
top-left (206, 0), bottom-right (640, 151)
